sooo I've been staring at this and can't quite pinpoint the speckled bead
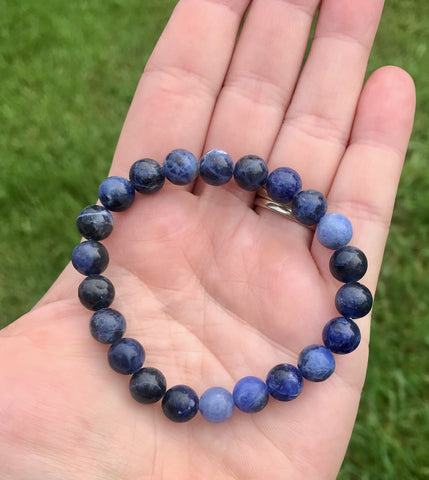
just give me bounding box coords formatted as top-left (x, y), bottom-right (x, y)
top-left (233, 155), bottom-right (268, 191)
top-left (76, 205), bottom-right (113, 241)
top-left (162, 385), bottom-right (199, 422)
top-left (108, 337), bottom-right (145, 375)
top-left (163, 149), bottom-right (199, 185)
top-left (98, 176), bottom-right (135, 212)
top-left (329, 246), bottom-right (368, 283)
top-left (233, 376), bottom-right (269, 413)
top-left (129, 367), bottom-right (167, 404)
top-left (72, 240), bottom-right (109, 276)
top-left (316, 213), bottom-right (353, 250)
top-left (199, 387), bottom-right (235, 423)
top-left (78, 274), bottom-right (115, 311)
top-left (89, 308), bottom-right (126, 344)
top-left (335, 282), bottom-right (373, 319)
top-left (199, 149), bottom-right (234, 186)
top-left (298, 345), bottom-right (335, 382)
top-left (323, 317), bottom-right (361, 354)
top-left (291, 189), bottom-right (327, 226)
top-left (129, 158), bottom-right (165, 194)
top-left (266, 167), bottom-right (302, 204)
top-left (266, 364), bottom-right (303, 401)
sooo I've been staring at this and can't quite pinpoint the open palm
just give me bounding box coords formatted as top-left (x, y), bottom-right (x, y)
top-left (0, 0), bottom-right (415, 479)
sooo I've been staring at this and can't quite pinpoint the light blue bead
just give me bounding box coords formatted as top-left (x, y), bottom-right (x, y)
top-left (199, 387), bottom-right (235, 423)
top-left (298, 344), bottom-right (335, 382)
top-left (233, 376), bottom-right (269, 413)
top-left (316, 213), bottom-right (353, 249)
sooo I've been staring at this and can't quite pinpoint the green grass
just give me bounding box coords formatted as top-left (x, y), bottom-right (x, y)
top-left (1, 0), bottom-right (428, 478)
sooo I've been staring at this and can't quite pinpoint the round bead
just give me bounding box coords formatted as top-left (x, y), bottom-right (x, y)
top-left (329, 246), bottom-right (368, 283)
top-left (232, 376), bottom-right (269, 413)
top-left (233, 155), bottom-right (268, 191)
top-left (298, 345), bottom-right (335, 382)
top-left (266, 167), bottom-right (302, 204)
top-left (323, 317), bottom-right (361, 354)
top-left (199, 387), bottom-right (235, 423)
top-left (108, 337), bottom-right (145, 375)
top-left (129, 158), bottom-right (165, 194)
top-left (335, 282), bottom-right (373, 319)
top-left (316, 213), bottom-right (353, 250)
top-left (89, 308), bottom-right (126, 344)
top-left (76, 205), bottom-right (113, 241)
top-left (291, 189), bottom-right (327, 225)
top-left (129, 367), bottom-right (167, 404)
top-left (71, 240), bottom-right (109, 276)
top-left (266, 364), bottom-right (303, 401)
top-left (98, 176), bottom-right (135, 212)
top-left (78, 274), bottom-right (115, 311)
top-left (163, 149), bottom-right (199, 185)
top-left (162, 385), bottom-right (199, 423)
top-left (199, 149), bottom-right (234, 186)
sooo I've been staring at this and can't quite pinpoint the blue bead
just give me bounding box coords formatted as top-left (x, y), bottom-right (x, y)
top-left (298, 345), bottom-right (335, 382)
top-left (266, 364), bottom-right (303, 401)
top-left (266, 167), bottom-right (302, 204)
top-left (233, 155), bottom-right (268, 191)
top-left (78, 274), bottom-right (115, 311)
top-left (323, 317), bottom-right (361, 354)
top-left (163, 149), bottom-right (199, 185)
top-left (98, 176), bottom-right (135, 212)
top-left (108, 337), bottom-right (145, 375)
top-left (76, 205), bottom-right (113, 241)
top-left (162, 385), bottom-right (199, 422)
top-left (335, 282), bottom-right (373, 319)
top-left (89, 308), bottom-right (126, 344)
top-left (329, 246), bottom-right (368, 283)
top-left (291, 189), bottom-right (327, 225)
top-left (72, 240), bottom-right (109, 276)
top-left (199, 149), bottom-right (234, 186)
top-left (129, 158), bottom-right (165, 194)
top-left (233, 376), bottom-right (269, 413)
top-left (199, 387), bottom-right (235, 423)
top-left (129, 367), bottom-right (167, 404)
top-left (316, 213), bottom-right (353, 250)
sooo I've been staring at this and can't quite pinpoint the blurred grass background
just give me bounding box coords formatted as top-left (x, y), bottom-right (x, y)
top-left (0, 0), bottom-right (428, 478)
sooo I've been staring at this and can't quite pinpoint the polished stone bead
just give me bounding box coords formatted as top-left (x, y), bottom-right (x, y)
top-left (89, 308), bottom-right (126, 344)
top-left (291, 189), bottom-right (327, 225)
top-left (199, 387), bottom-right (235, 423)
top-left (323, 317), bottom-right (361, 354)
top-left (78, 274), bottom-right (115, 311)
top-left (129, 158), bottom-right (165, 194)
top-left (329, 246), bottom-right (368, 283)
top-left (233, 155), bottom-right (268, 191)
top-left (76, 205), bottom-right (113, 241)
top-left (316, 213), bottom-right (353, 250)
top-left (162, 385), bottom-right (199, 422)
top-left (163, 149), bottom-right (199, 185)
top-left (108, 337), bottom-right (145, 375)
top-left (266, 167), bottom-right (302, 204)
top-left (233, 376), bottom-right (269, 413)
top-left (129, 367), bottom-right (167, 404)
top-left (199, 149), bottom-right (234, 186)
top-left (335, 282), bottom-right (373, 319)
top-left (72, 240), bottom-right (109, 276)
top-left (98, 176), bottom-right (135, 212)
top-left (298, 344), bottom-right (335, 382)
top-left (266, 364), bottom-right (303, 401)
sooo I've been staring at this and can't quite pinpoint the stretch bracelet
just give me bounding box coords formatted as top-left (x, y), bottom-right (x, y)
top-left (72, 148), bottom-right (372, 423)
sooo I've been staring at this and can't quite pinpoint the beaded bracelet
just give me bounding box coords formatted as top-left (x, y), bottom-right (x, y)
top-left (72, 149), bottom-right (373, 423)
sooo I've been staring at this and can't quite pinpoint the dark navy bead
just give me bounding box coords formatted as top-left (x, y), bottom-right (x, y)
top-left (266, 167), bottom-right (302, 204)
top-left (298, 345), bottom-right (335, 382)
top-left (163, 149), bottom-right (199, 185)
top-left (72, 240), bottom-right (109, 276)
top-left (98, 176), bottom-right (135, 212)
top-left (335, 282), bottom-right (373, 319)
top-left (323, 317), bottom-right (361, 354)
top-left (329, 246), bottom-right (368, 283)
top-left (266, 364), bottom-right (303, 401)
top-left (233, 155), bottom-right (268, 191)
top-left (89, 308), bottom-right (126, 344)
top-left (291, 189), bottom-right (327, 225)
top-left (233, 376), bottom-right (269, 413)
top-left (78, 274), bottom-right (115, 311)
top-left (199, 387), bottom-right (235, 423)
top-left (316, 213), bottom-right (353, 250)
top-left (108, 337), bottom-right (145, 375)
top-left (129, 367), bottom-right (167, 404)
top-left (76, 205), bottom-right (113, 241)
top-left (129, 158), bottom-right (165, 194)
top-left (199, 149), bottom-right (234, 186)
top-left (162, 385), bottom-right (199, 422)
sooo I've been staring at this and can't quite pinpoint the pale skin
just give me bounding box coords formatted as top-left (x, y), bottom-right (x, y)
top-left (0, 0), bottom-right (416, 478)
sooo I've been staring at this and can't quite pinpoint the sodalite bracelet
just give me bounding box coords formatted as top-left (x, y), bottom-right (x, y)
top-left (72, 148), bottom-right (373, 424)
